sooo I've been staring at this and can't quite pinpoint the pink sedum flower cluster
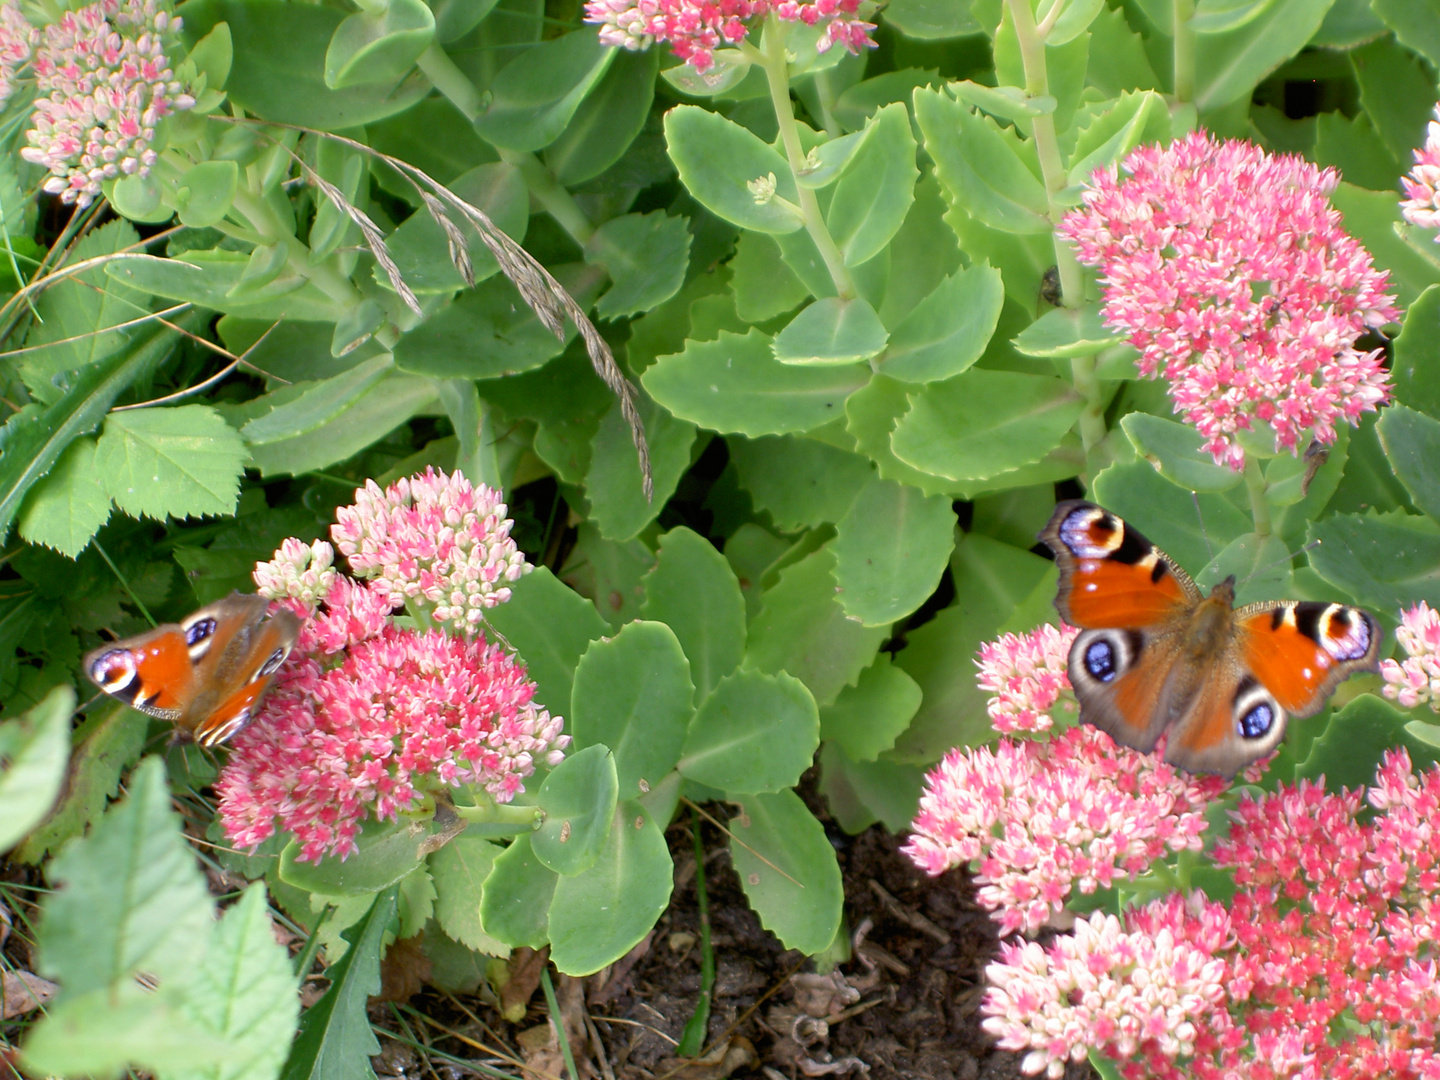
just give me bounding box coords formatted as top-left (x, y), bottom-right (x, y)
top-left (976, 623), bottom-right (1078, 735)
top-left (20, 0), bottom-right (194, 207)
top-left (0, 3), bottom-right (35, 111)
top-left (583, 0), bottom-right (876, 74)
top-left (331, 467), bottom-right (530, 635)
top-left (1061, 131), bottom-right (1398, 470)
top-left (1382, 601), bottom-right (1440, 711)
top-left (217, 471), bottom-right (567, 863)
top-left (904, 722), bottom-right (1226, 936)
top-left (1401, 104), bottom-right (1440, 235)
top-left (983, 751), bottom-right (1440, 1080)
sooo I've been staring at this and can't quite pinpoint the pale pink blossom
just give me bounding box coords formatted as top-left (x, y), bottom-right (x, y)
top-left (1061, 131), bottom-right (1398, 470)
top-left (1382, 602), bottom-right (1440, 711)
top-left (583, 0), bottom-right (876, 73)
top-left (0, 4), bottom-right (35, 110)
top-left (1402, 104), bottom-right (1440, 235)
top-left (903, 725), bottom-right (1225, 935)
top-left (977, 623), bottom-right (1078, 734)
top-left (19, 0), bottom-right (194, 207)
top-left (216, 575), bottom-right (567, 863)
top-left (331, 467), bottom-right (530, 634)
top-left (253, 538), bottom-right (337, 610)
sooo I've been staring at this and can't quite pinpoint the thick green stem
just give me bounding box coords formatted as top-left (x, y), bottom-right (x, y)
top-left (1244, 455), bottom-right (1272, 537)
top-left (751, 22), bottom-right (856, 300)
top-left (450, 799), bottom-right (545, 829)
top-left (1172, 0), bottom-right (1196, 105)
top-left (418, 41), bottom-right (484, 119)
top-left (1006, 0), bottom-right (1107, 458)
top-left (227, 184), bottom-right (363, 307)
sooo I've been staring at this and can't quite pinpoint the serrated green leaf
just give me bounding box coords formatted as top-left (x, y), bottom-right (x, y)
top-left (678, 669), bottom-right (818, 793)
top-left (1393, 286), bottom-right (1440, 420)
top-left (38, 756), bottom-right (213, 997)
top-left (548, 802), bottom-right (672, 975)
top-left (879, 262), bottom-right (1004, 383)
top-left (280, 814), bottom-right (446, 897)
top-left (819, 653), bottom-right (921, 762)
top-left (0, 685), bottom-right (73, 852)
top-left (241, 355), bottom-right (394, 445)
top-left (429, 835), bottom-right (508, 955)
top-left (729, 791), bottom-right (842, 954)
top-left (24, 985), bottom-right (226, 1075)
top-left (1011, 304), bottom-right (1117, 358)
top-left (773, 296), bottom-right (889, 366)
top-left (472, 30), bottom-right (616, 152)
top-left (728, 434), bottom-right (874, 531)
top-left (280, 885), bottom-right (398, 1080)
top-left (485, 568), bottom-right (609, 716)
top-left (1351, 35), bottom-right (1439, 167)
top-left (1297, 695), bottom-right (1435, 790)
top-left (1378, 404), bottom-right (1440, 524)
top-left (833, 476), bottom-right (956, 626)
top-left (1193, 0), bottom-right (1337, 113)
top-left (1195, 532), bottom-right (1292, 605)
top-left (1309, 512), bottom-right (1440, 612)
top-left (16, 436), bottom-right (111, 558)
top-left (584, 394), bottom-right (696, 542)
top-left (95, 405), bottom-right (247, 521)
top-left (818, 741), bottom-right (924, 833)
top-left (827, 102), bottom-right (918, 267)
top-left (1090, 459), bottom-right (1251, 572)
top-left (640, 527), bottom-right (747, 702)
top-left (1120, 413), bottom-right (1244, 493)
top-left (664, 106), bottom-right (804, 234)
top-left (570, 622), bottom-right (694, 799)
top-left (585, 211), bottom-right (692, 320)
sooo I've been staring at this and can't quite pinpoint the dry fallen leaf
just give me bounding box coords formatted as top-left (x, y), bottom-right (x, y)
top-left (2, 970), bottom-right (58, 1019)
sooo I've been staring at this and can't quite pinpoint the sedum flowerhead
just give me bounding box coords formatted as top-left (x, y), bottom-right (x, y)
top-left (331, 467), bottom-right (530, 634)
top-left (20, 0), bottom-right (194, 207)
top-left (903, 724), bottom-right (1226, 936)
top-left (583, 0), bottom-right (876, 74)
top-left (1382, 601), bottom-right (1440, 711)
top-left (1061, 131), bottom-right (1398, 470)
top-left (252, 537), bottom-right (337, 610)
top-left (217, 573), bottom-right (568, 863)
top-left (977, 623), bottom-right (1079, 735)
top-left (1401, 103), bottom-right (1440, 235)
top-left (0, 3), bottom-right (35, 111)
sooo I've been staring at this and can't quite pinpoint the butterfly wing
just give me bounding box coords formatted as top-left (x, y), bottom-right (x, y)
top-left (186, 595), bottom-right (301, 746)
top-left (84, 623), bottom-right (195, 721)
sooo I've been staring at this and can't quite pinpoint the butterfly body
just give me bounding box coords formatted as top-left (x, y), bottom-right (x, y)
top-left (84, 593), bottom-right (300, 746)
top-left (1041, 500), bottom-right (1380, 777)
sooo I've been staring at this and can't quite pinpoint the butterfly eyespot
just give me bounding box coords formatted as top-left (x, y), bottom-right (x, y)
top-left (184, 616), bottom-right (219, 660)
top-left (1083, 639), bottom-right (1118, 682)
top-left (88, 649), bottom-right (137, 693)
top-left (257, 647), bottom-right (288, 678)
top-left (1238, 701), bottom-right (1276, 739)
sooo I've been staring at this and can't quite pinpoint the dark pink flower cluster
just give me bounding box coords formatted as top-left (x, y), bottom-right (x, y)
top-left (20, 0), bottom-right (193, 207)
top-left (976, 623), bottom-right (1078, 734)
top-left (583, 0), bottom-right (875, 73)
top-left (1401, 103), bottom-right (1440, 235)
top-left (1061, 131), bottom-right (1398, 469)
top-left (982, 751), bottom-right (1440, 1079)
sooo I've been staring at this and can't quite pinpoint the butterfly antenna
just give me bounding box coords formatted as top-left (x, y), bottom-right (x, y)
top-left (1190, 491), bottom-right (1215, 563)
top-left (93, 539), bottom-right (157, 628)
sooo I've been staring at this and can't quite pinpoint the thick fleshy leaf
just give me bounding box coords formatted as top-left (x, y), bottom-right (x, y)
top-left (845, 376), bottom-right (960, 497)
top-left (472, 30), bottom-right (616, 151)
top-left (533, 745), bottom-right (621, 875)
top-left (241, 354), bottom-right (393, 445)
top-left (1011, 304), bottom-right (1118, 358)
top-left (1066, 90), bottom-right (1171, 187)
top-left (678, 669), bottom-right (818, 793)
top-left (1195, 533), bottom-right (1293, 606)
top-left (280, 814), bottom-right (450, 896)
top-left (1326, 183), bottom-right (1439, 312)
top-left (643, 329), bottom-right (870, 436)
top-left (818, 742), bottom-right (925, 834)
top-left (385, 163), bottom-right (529, 294)
top-left (1351, 35), bottom-right (1438, 167)
top-left (570, 621), bottom-right (695, 799)
top-left (1193, 0), bottom-right (1337, 112)
top-left (833, 476), bottom-right (956, 626)
top-left (773, 297), bottom-right (889, 366)
top-left (429, 835), bottom-right (507, 954)
top-left (324, 0), bottom-right (434, 89)
top-left (1393, 285), bottom-right (1440, 419)
top-left (890, 370), bottom-right (1084, 483)
top-left (664, 106), bottom-right (804, 234)
top-left (1120, 413), bottom-right (1244, 493)
top-left (548, 802), bottom-right (672, 975)
top-left (105, 252), bottom-right (342, 322)
top-left (479, 835), bottom-right (556, 949)
top-left (1378, 404), bottom-right (1440, 523)
top-left (729, 791), bottom-right (842, 954)
top-left (1297, 695), bottom-right (1436, 791)
top-left (484, 568), bottom-right (609, 716)
top-left (545, 49), bottom-right (658, 185)
top-left (879, 262), bottom-right (1004, 383)
top-left (640, 527), bottom-right (747, 702)
top-left (731, 232), bottom-right (811, 323)
top-left (1309, 512), bottom-right (1440, 612)
top-left (819, 654), bottom-right (922, 763)
top-left (826, 102), bottom-right (918, 267)
top-left (882, 0), bottom-right (982, 37)
top-left (585, 211), bottom-right (693, 320)
top-left (1090, 459), bottom-right (1251, 572)
top-left (584, 394), bottom-right (696, 542)
top-left (727, 434), bottom-right (875, 531)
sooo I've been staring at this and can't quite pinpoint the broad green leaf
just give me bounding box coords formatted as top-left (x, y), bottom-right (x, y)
top-left (1046, 0), bottom-right (1106, 42)
top-left (914, 88), bottom-right (1050, 235)
top-left (430, 835), bottom-right (507, 955)
top-left (1011, 304), bottom-right (1118, 358)
top-left (1393, 286), bottom-right (1440, 419)
top-left (727, 434), bottom-right (875, 531)
top-left (827, 102), bottom-right (919, 267)
top-left (38, 756), bottom-right (212, 997)
top-left (818, 741), bottom-right (925, 833)
top-left (890, 369), bottom-right (1084, 483)
top-left (845, 375), bottom-right (961, 497)
top-left (1195, 532), bottom-right (1293, 606)
top-left (385, 163), bottom-right (529, 294)
top-left (1120, 413), bottom-right (1244, 493)
top-left (1066, 90), bottom-right (1170, 187)
top-left (280, 886), bottom-right (398, 1080)
top-left (1085, 6), bottom-right (1161, 95)
top-left (479, 835), bottom-right (556, 949)
top-left (560, 521), bottom-right (654, 629)
top-left (94, 405), bottom-right (247, 521)
top-left (584, 394), bottom-right (696, 542)
top-left (0, 685), bottom-right (73, 852)
top-left (533, 745), bottom-right (621, 875)
top-left (324, 0), bottom-right (435, 89)
top-left (548, 802), bottom-right (672, 975)
top-left (585, 211), bottom-right (692, 320)
top-left (1378, 405), bottom-right (1440, 524)
top-left (17, 437), bottom-right (111, 557)
top-left (1297, 695), bottom-right (1435, 790)
top-left (876, 172), bottom-right (963, 328)
top-left (819, 653), bottom-right (922, 762)
top-left (1313, 112), bottom-right (1403, 194)
top-left (484, 568), bottom-right (609, 715)
top-left (891, 533), bottom-right (1054, 762)
top-left (729, 791), bottom-right (842, 955)
top-left (545, 49), bottom-right (658, 185)
top-left (880, 262), bottom-right (1004, 383)
top-left (833, 476), bottom-right (955, 626)
top-left (105, 252), bottom-right (342, 322)
top-left (570, 621), bottom-right (695, 799)
top-left (949, 80), bottom-right (1057, 122)
top-left (678, 669), bottom-right (819, 793)
top-left (664, 106), bottom-right (804, 234)
top-left (21, 220), bottom-right (150, 404)
top-left (773, 296), bottom-right (889, 366)
top-left (241, 355), bottom-right (393, 444)
top-left (473, 30), bottom-right (617, 151)
top-left (1193, 0), bottom-right (1337, 113)
top-left (1309, 512), bottom-right (1440, 612)
top-left (744, 545), bottom-right (889, 706)
top-left (641, 527), bottom-right (748, 702)
top-left (175, 160), bottom-right (239, 228)
top-left (1350, 35), bottom-right (1438, 166)
top-left (15, 702), bottom-right (147, 863)
top-left (643, 329), bottom-right (870, 436)
top-left (179, 1), bottom-right (430, 126)
top-left (1371, 0), bottom-right (1440, 69)
top-left (1328, 185), bottom-right (1440, 314)
top-left (731, 232), bottom-right (811, 323)
top-left (1312, 0), bottom-right (1386, 46)
top-left (882, 0), bottom-right (982, 37)
top-left (1191, 0), bottom-right (1278, 33)
top-left (1090, 459), bottom-right (1251, 572)
top-left (24, 986), bottom-right (224, 1075)
top-left (244, 371), bottom-right (438, 477)
top-left (280, 814), bottom-right (451, 896)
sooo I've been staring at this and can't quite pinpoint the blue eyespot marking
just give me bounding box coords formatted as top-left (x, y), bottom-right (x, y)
top-left (1084, 640), bottom-right (1117, 683)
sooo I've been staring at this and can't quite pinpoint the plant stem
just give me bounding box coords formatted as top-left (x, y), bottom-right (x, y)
top-left (541, 966), bottom-right (581, 1080)
top-left (449, 799), bottom-right (545, 830)
top-left (751, 20), bottom-right (856, 300)
top-left (1244, 455), bottom-right (1272, 537)
top-left (1172, 0), bottom-right (1196, 105)
top-left (417, 41), bottom-right (484, 119)
top-left (1005, 0), bottom-right (1107, 459)
top-left (676, 812), bottom-right (715, 1056)
top-left (226, 183), bottom-right (362, 308)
